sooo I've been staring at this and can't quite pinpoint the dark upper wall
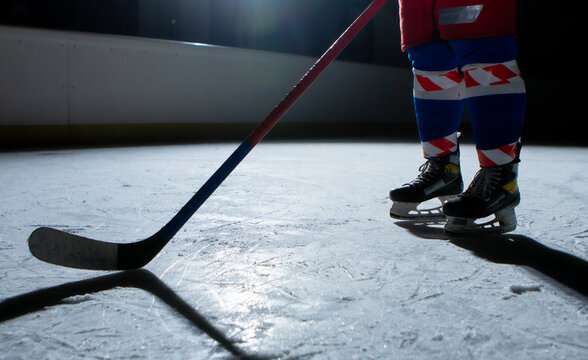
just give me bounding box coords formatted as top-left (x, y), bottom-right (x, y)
top-left (0, 0), bottom-right (401, 65)
top-left (0, 0), bottom-right (579, 81)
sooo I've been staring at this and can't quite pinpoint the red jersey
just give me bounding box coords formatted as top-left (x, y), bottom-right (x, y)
top-left (399, 0), bottom-right (517, 51)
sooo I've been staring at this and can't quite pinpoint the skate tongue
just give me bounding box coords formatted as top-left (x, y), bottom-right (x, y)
top-left (462, 167), bottom-right (501, 201)
top-left (409, 160), bottom-right (442, 187)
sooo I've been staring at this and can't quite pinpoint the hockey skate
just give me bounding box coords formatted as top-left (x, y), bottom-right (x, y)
top-left (390, 151), bottom-right (463, 220)
top-left (443, 161), bottom-right (520, 235)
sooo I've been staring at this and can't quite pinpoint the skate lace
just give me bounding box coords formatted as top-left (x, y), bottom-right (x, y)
top-left (462, 167), bottom-right (502, 201)
top-left (408, 161), bottom-right (442, 188)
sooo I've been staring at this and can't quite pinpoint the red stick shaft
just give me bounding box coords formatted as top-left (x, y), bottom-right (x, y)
top-left (246, 0), bottom-right (388, 145)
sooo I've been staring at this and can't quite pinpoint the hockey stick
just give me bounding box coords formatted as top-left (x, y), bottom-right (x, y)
top-left (28, 0), bottom-right (388, 270)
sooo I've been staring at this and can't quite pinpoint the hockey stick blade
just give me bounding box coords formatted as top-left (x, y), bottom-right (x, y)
top-left (29, 228), bottom-right (119, 270)
top-left (28, 227), bottom-right (165, 270)
top-left (27, 0), bottom-right (388, 270)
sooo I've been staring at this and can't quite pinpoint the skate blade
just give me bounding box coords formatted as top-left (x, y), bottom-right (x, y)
top-left (390, 195), bottom-right (456, 221)
top-left (444, 207), bottom-right (517, 235)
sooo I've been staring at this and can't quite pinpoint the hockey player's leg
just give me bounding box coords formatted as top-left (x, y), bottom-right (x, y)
top-left (390, 41), bottom-right (465, 220)
top-left (443, 36), bottom-right (526, 234)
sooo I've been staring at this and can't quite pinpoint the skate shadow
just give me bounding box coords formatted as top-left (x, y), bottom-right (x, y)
top-left (0, 269), bottom-right (270, 360)
top-left (395, 221), bottom-right (588, 297)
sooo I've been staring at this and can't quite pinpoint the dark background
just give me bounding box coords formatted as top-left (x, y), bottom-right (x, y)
top-left (1, 0), bottom-right (584, 145)
top-left (0, 0), bottom-right (573, 78)
top-left (3, 1), bottom-right (395, 63)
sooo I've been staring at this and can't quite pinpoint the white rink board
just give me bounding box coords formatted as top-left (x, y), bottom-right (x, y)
top-left (0, 25), bottom-right (412, 127)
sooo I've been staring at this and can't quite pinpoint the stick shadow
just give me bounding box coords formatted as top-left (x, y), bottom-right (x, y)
top-left (395, 221), bottom-right (588, 297)
top-left (0, 269), bottom-right (272, 360)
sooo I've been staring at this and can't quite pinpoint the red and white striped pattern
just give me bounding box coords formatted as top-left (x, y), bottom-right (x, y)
top-left (477, 142), bottom-right (519, 167)
top-left (422, 132), bottom-right (459, 158)
top-left (462, 60), bottom-right (526, 97)
top-left (413, 68), bottom-right (465, 100)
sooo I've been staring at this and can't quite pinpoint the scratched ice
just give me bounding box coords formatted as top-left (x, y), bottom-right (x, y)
top-left (1, 142), bottom-right (587, 359)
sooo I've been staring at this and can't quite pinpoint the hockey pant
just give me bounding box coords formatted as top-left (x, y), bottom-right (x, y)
top-left (408, 36), bottom-right (526, 167)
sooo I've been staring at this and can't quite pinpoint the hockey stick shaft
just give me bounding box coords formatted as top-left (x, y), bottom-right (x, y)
top-left (157, 0), bottom-right (388, 242)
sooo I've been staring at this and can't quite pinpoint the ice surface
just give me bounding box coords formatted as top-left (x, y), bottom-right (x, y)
top-left (1, 142), bottom-right (587, 359)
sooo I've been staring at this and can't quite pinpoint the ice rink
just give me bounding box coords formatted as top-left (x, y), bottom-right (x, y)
top-left (1, 141), bottom-right (587, 359)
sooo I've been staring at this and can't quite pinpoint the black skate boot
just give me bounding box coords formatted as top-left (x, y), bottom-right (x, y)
top-left (390, 151), bottom-right (463, 220)
top-left (443, 160), bottom-right (520, 235)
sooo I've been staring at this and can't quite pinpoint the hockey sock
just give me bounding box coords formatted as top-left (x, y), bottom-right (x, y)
top-left (476, 141), bottom-right (520, 167)
top-left (408, 42), bottom-right (465, 158)
top-left (462, 60), bottom-right (526, 167)
top-left (422, 131), bottom-right (459, 159)
top-left (412, 67), bottom-right (464, 158)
